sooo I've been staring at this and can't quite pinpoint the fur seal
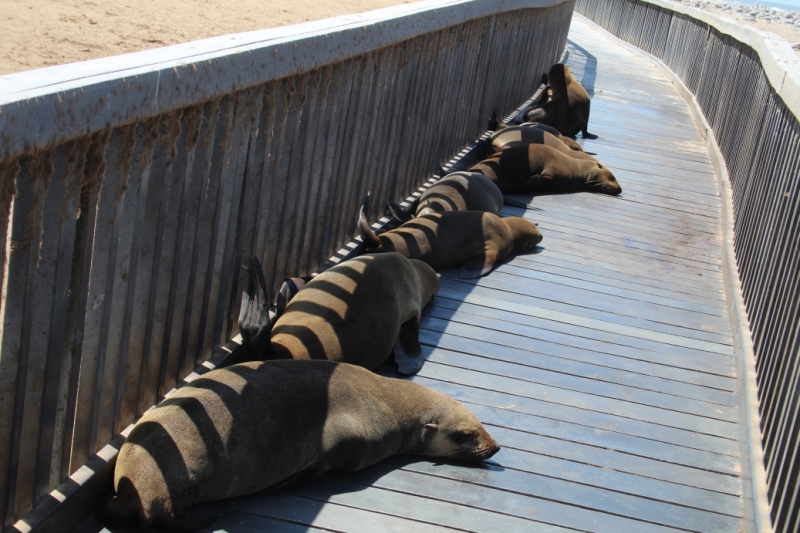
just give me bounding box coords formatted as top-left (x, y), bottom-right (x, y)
top-left (387, 172), bottom-right (504, 223)
top-left (104, 359), bottom-right (500, 531)
top-left (239, 254), bottom-right (439, 375)
top-left (523, 64), bottom-right (596, 139)
top-left (487, 114), bottom-right (587, 153)
top-left (478, 126), bottom-right (597, 162)
top-left (359, 205), bottom-right (542, 278)
top-left (470, 144), bottom-right (621, 195)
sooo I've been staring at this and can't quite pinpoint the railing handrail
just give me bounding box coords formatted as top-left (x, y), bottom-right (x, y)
top-left (622, 0), bottom-right (800, 117)
top-left (0, 0), bottom-right (567, 161)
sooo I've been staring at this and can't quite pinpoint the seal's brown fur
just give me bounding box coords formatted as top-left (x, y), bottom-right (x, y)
top-left (106, 360), bottom-right (499, 531)
top-left (471, 144), bottom-right (621, 195)
top-left (360, 209), bottom-right (542, 278)
top-left (485, 126), bottom-right (597, 162)
top-left (270, 253), bottom-right (438, 374)
top-left (391, 172), bottom-right (504, 223)
top-left (524, 64), bottom-right (595, 138)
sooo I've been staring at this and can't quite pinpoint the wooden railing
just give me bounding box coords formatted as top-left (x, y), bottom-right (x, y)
top-left (575, 1), bottom-right (799, 531)
top-left (0, 0), bottom-right (575, 530)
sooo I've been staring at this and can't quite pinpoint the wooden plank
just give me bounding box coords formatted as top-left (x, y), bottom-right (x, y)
top-left (432, 287), bottom-right (736, 367)
top-left (285, 476), bottom-right (576, 533)
top-left (437, 276), bottom-right (734, 350)
top-left (233, 492), bottom-right (462, 533)
top-left (407, 373), bottom-right (741, 457)
top-left (418, 323), bottom-right (737, 401)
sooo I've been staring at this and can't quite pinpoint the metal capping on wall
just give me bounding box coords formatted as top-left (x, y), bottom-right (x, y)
top-left (0, 0), bottom-right (575, 530)
top-left (575, 1), bottom-right (800, 532)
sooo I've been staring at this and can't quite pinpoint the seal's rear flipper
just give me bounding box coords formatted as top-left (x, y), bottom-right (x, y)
top-left (502, 195), bottom-right (529, 208)
top-left (582, 130), bottom-right (598, 139)
top-left (239, 255), bottom-right (273, 360)
top-left (459, 251), bottom-right (498, 279)
top-left (359, 193), bottom-right (383, 251)
top-left (276, 276), bottom-right (313, 320)
top-left (394, 316), bottom-right (425, 375)
top-left (434, 164), bottom-right (446, 177)
top-left (487, 110), bottom-right (500, 131)
top-left (387, 200), bottom-right (413, 224)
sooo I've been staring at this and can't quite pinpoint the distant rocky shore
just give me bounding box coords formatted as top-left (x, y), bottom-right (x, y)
top-left (671, 0), bottom-right (800, 51)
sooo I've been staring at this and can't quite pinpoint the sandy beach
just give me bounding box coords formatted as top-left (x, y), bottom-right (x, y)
top-left (0, 0), bottom-right (419, 75)
top-left (0, 0), bottom-right (797, 76)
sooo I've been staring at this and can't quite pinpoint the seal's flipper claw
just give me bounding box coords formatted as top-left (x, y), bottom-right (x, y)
top-left (239, 255), bottom-right (272, 360)
top-left (502, 195), bottom-right (528, 209)
top-left (459, 251), bottom-right (498, 279)
top-left (387, 200), bottom-right (412, 224)
top-left (393, 317), bottom-right (425, 375)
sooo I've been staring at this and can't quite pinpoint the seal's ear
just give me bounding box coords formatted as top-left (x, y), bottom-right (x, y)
top-left (460, 250), bottom-right (498, 279)
top-left (387, 200), bottom-right (413, 224)
top-left (239, 255), bottom-right (273, 360)
top-left (393, 315), bottom-right (425, 375)
top-left (422, 423), bottom-right (439, 438)
top-left (358, 192), bottom-right (383, 251)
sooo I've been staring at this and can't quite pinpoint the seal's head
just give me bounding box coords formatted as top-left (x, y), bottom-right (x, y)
top-left (420, 395), bottom-right (500, 462)
top-left (504, 216), bottom-right (543, 253)
top-left (586, 163), bottom-right (622, 195)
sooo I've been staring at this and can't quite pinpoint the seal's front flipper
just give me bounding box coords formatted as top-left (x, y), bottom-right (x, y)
top-left (582, 130), bottom-right (598, 139)
top-left (394, 316), bottom-right (424, 375)
top-left (518, 174), bottom-right (546, 192)
top-left (239, 255), bottom-right (273, 360)
top-left (387, 200), bottom-right (413, 224)
top-left (502, 195), bottom-right (528, 208)
top-left (276, 276), bottom-right (312, 320)
top-left (459, 250), bottom-right (498, 279)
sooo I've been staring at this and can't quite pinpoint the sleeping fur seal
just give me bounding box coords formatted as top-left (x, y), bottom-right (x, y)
top-left (240, 254), bottom-right (439, 375)
top-left (487, 114), bottom-right (586, 153)
top-left (359, 206), bottom-right (542, 278)
top-left (387, 172), bottom-right (504, 223)
top-left (478, 126), bottom-right (597, 162)
top-left (470, 144), bottom-right (621, 195)
top-left (104, 359), bottom-right (500, 531)
top-left (523, 64), bottom-right (596, 139)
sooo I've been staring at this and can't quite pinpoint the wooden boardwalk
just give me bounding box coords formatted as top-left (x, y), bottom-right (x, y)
top-left (83, 15), bottom-right (745, 533)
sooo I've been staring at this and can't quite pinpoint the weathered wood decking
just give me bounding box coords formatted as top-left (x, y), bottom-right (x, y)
top-left (85, 15), bottom-right (745, 533)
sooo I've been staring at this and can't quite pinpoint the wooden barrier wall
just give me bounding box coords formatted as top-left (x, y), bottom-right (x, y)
top-left (0, 0), bottom-right (574, 529)
top-left (575, 0), bottom-right (799, 531)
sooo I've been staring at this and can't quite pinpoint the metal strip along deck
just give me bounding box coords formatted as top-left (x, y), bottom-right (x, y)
top-left (85, 15), bottom-right (746, 533)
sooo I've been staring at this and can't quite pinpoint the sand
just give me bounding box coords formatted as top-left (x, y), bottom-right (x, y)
top-left (0, 0), bottom-right (419, 76)
top-left (0, 0), bottom-right (797, 76)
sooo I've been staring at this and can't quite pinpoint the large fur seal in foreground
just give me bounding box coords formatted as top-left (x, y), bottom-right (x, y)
top-left (523, 64), bottom-right (596, 139)
top-left (478, 126), bottom-right (598, 162)
top-left (104, 360), bottom-right (500, 531)
top-left (388, 172), bottom-right (504, 223)
top-left (471, 144), bottom-right (621, 195)
top-left (359, 206), bottom-right (542, 278)
top-left (240, 254), bottom-right (439, 375)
